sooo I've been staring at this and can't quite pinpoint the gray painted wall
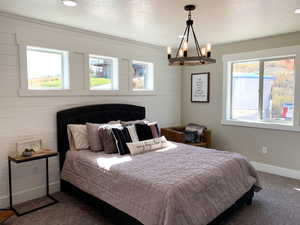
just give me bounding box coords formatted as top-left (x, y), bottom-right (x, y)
top-left (182, 32), bottom-right (300, 171)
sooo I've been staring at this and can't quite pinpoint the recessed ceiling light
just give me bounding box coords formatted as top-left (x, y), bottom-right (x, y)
top-left (61, 0), bottom-right (78, 7)
top-left (295, 8), bottom-right (300, 14)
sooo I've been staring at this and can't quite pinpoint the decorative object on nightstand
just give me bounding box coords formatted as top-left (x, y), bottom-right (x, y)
top-left (161, 125), bottom-right (211, 148)
top-left (21, 148), bottom-right (35, 157)
top-left (16, 138), bottom-right (42, 156)
top-left (8, 149), bottom-right (59, 216)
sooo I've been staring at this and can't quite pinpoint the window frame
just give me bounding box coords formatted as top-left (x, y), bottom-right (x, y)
top-left (222, 46), bottom-right (300, 132)
top-left (18, 43), bottom-right (157, 96)
top-left (131, 60), bottom-right (154, 91)
top-left (19, 44), bottom-right (71, 95)
top-left (26, 46), bottom-right (69, 90)
top-left (88, 54), bottom-right (119, 91)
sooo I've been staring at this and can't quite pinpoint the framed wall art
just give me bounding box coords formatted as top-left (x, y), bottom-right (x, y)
top-left (191, 72), bottom-right (210, 103)
top-left (16, 138), bottom-right (42, 156)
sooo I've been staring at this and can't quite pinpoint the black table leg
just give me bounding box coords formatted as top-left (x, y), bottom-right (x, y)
top-left (8, 157), bottom-right (58, 216)
top-left (45, 158), bottom-right (57, 203)
top-left (46, 157), bottom-right (49, 196)
top-left (8, 160), bottom-right (13, 210)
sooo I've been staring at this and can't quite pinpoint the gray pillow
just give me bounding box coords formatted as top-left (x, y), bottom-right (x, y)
top-left (86, 123), bottom-right (104, 152)
top-left (99, 125), bottom-right (119, 154)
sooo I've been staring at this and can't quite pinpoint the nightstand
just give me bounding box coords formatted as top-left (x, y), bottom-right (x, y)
top-left (0, 209), bottom-right (14, 224)
top-left (161, 126), bottom-right (211, 148)
top-left (8, 149), bottom-right (59, 216)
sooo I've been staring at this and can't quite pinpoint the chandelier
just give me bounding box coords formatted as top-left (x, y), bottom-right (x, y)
top-left (167, 5), bottom-right (216, 66)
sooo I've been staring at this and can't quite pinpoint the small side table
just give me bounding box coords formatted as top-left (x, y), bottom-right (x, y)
top-left (8, 149), bottom-right (59, 216)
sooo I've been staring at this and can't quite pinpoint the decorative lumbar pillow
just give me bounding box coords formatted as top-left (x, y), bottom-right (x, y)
top-left (135, 123), bottom-right (154, 141)
top-left (86, 123), bottom-right (104, 152)
top-left (67, 124), bottom-right (89, 150)
top-left (112, 127), bottom-right (132, 155)
top-left (127, 136), bottom-right (170, 155)
top-left (98, 125), bottom-right (120, 154)
top-left (125, 125), bottom-right (139, 142)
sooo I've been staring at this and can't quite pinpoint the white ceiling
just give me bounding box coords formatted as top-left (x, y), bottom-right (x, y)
top-left (0, 0), bottom-right (300, 47)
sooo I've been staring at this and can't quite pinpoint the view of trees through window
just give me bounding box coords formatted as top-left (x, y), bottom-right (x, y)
top-left (231, 57), bottom-right (295, 124)
top-left (263, 59), bottom-right (295, 122)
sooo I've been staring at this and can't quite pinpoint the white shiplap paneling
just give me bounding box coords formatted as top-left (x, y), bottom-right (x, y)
top-left (0, 14), bottom-right (182, 207)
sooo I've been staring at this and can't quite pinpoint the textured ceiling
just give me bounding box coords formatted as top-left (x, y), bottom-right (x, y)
top-left (0, 0), bottom-right (300, 47)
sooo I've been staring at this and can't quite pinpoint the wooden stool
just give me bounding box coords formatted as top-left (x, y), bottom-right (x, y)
top-left (0, 210), bottom-right (14, 224)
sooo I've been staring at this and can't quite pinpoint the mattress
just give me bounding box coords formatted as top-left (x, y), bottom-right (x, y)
top-left (61, 143), bottom-right (260, 225)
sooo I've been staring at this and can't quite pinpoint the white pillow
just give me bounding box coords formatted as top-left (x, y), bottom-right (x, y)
top-left (126, 125), bottom-right (139, 142)
top-left (67, 124), bottom-right (89, 150)
top-left (127, 136), bottom-right (170, 155)
top-left (121, 120), bottom-right (148, 126)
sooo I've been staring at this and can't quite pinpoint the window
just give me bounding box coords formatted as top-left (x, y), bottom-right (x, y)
top-left (132, 60), bottom-right (154, 91)
top-left (89, 55), bottom-right (118, 90)
top-left (27, 46), bottom-right (69, 90)
top-left (225, 56), bottom-right (295, 126)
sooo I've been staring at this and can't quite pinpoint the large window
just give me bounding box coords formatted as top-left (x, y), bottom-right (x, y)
top-left (89, 55), bottom-right (118, 90)
top-left (132, 60), bottom-right (154, 91)
top-left (225, 56), bottom-right (295, 126)
top-left (27, 46), bottom-right (69, 90)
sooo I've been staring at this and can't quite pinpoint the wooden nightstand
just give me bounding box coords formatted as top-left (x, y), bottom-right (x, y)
top-left (0, 209), bottom-right (14, 224)
top-left (161, 126), bottom-right (211, 148)
top-left (8, 149), bottom-right (59, 216)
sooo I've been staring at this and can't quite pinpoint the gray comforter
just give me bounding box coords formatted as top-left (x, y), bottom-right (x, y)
top-left (61, 143), bottom-right (260, 225)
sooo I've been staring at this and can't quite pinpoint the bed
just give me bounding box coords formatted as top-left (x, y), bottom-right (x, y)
top-left (57, 104), bottom-right (260, 225)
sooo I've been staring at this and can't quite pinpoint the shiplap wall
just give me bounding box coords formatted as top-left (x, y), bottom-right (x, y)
top-left (0, 13), bottom-right (182, 207)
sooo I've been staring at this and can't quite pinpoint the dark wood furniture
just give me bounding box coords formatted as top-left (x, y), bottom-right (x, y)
top-left (8, 149), bottom-right (59, 216)
top-left (57, 104), bottom-right (254, 225)
top-left (161, 126), bottom-right (211, 148)
top-left (0, 210), bottom-right (14, 224)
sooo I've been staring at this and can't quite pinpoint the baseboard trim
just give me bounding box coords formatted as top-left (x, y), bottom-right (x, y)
top-left (251, 161), bottom-right (300, 180)
top-left (0, 181), bottom-right (60, 208)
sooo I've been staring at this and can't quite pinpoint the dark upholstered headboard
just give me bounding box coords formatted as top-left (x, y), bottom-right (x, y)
top-left (57, 104), bottom-right (145, 169)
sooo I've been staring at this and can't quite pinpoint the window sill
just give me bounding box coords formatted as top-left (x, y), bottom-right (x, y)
top-left (18, 89), bottom-right (158, 97)
top-left (221, 119), bottom-right (300, 132)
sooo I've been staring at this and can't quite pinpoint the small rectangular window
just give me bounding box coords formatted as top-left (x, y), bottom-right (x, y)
top-left (27, 46), bottom-right (69, 90)
top-left (89, 55), bottom-right (118, 90)
top-left (227, 56), bottom-right (295, 125)
top-left (132, 60), bottom-right (154, 91)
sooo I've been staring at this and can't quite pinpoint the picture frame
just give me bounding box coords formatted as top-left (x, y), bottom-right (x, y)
top-left (191, 72), bottom-right (210, 103)
top-left (16, 138), bottom-right (42, 156)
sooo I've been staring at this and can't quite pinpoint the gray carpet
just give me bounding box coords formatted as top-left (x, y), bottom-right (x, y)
top-left (4, 172), bottom-right (300, 225)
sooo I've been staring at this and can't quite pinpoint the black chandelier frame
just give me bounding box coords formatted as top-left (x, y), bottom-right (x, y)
top-left (168, 5), bottom-right (216, 66)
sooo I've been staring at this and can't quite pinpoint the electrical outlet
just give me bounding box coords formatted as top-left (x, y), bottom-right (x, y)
top-left (262, 146), bottom-right (268, 154)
